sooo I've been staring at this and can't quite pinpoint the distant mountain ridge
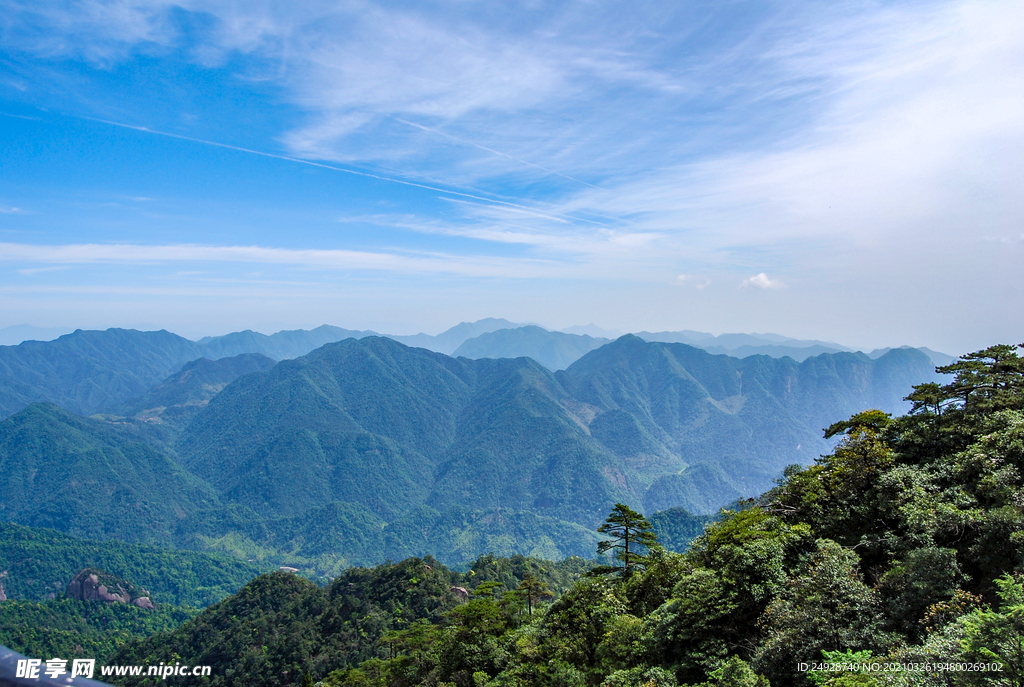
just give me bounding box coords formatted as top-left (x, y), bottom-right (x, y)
top-left (453, 325), bottom-right (610, 370)
top-left (0, 325), bottom-right (75, 346)
top-left (0, 320), bottom-right (953, 420)
top-left (388, 318), bottom-right (522, 354)
top-left (0, 329), bottom-right (206, 419)
top-left (0, 321), bottom-right (522, 419)
top-left (448, 323), bottom-right (952, 367)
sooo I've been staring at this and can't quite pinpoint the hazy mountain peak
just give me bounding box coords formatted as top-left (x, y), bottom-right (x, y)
top-left (561, 324), bottom-right (623, 338)
top-left (453, 326), bottom-right (610, 370)
top-left (0, 324), bottom-right (76, 346)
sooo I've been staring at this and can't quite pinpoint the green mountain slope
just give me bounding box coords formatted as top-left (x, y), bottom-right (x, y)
top-left (425, 356), bottom-right (629, 524)
top-left (110, 554), bottom-right (589, 687)
top-left (176, 335), bottom-right (937, 524)
top-left (0, 403), bottom-right (220, 543)
top-left (175, 501), bottom-right (600, 572)
top-left (113, 353), bottom-right (277, 425)
top-left (177, 337), bottom-right (476, 518)
top-left (560, 336), bottom-right (937, 513)
top-left (0, 329), bottom-right (203, 418)
top-left (102, 345), bottom-right (1024, 687)
top-left (0, 332), bottom-right (942, 572)
top-left (0, 599), bottom-right (199, 665)
top-left (0, 522), bottom-right (264, 606)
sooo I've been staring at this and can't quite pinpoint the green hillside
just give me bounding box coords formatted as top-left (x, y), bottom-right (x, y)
top-left (0, 403), bottom-right (221, 544)
top-left (177, 337), bottom-right (475, 519)
top-left (0, 329), bottom-right (204, 418)
top-left (561, 336), bottom-right (937, 513)
top-left (0, 522), bottom-right (266, 606)
top-left (0, 599), bottom-right (199, 665)
top-left (175, 502), bottom-right (601, 573)
top-left (110, 554), bottom-right (591, 687)
top-left (113, 352), bottom-right (276, 425)
top-left (174, 335), bottom-right (938, 528)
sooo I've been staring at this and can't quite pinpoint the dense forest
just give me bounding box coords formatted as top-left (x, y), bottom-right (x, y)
top-left (90, 343), bottom-right (1023, 686)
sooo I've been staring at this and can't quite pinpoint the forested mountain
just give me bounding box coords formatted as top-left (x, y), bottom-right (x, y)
top-left (176, 335), bottom-right (936, 527)
top-left (0, 403), bottom-right (220, 544)
top-left (0, 522), bottom-right (264, 606)
top-left (0, 322), bottom-right (950, 422)
top-left (97, 343), bottom-right (1024, 687)
top-left (0, 328), bottom-right (941, 576)
top-left (0, 321), bottom-right (519, 419)
top-left (112, 353), bottom-right (276, 425)
top-left (0, 329), bottom-right (204, 418)
top-left (110, 555), bottom-right (591, 687)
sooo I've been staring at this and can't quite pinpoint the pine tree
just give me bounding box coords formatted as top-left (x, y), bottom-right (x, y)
top-left (596, 503), bottom-right (659, 577)
top-left (517, 573), bottom-right (553, 615)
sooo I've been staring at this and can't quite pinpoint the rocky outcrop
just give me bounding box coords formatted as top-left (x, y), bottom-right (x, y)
top-left (450, 586), bottom-right (469, 601)
top-left (66, 568), bottom-right (153, 609)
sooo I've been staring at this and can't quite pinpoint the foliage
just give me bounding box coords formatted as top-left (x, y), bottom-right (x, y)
top-left (0, 403), bottom-right (221, 544)
top-left (648, 508), bottom-right (715, 553)
top-left (596, 504), bottom-right (659, 576)
top-left (6, 335), bottom-right (1022, 687)
top-left (0, 598), bottom-right (198, 663)
top-left (0, 521), bottom-right (266, 606)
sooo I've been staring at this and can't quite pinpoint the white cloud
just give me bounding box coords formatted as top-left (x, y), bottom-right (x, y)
top-left (673, 274), bottom-right (710, 290)
top-left (742, 273), bottom-right (784, 290)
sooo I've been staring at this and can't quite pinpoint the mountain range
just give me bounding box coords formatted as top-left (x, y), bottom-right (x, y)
top-left (0, 324), bottom-right (943, 571)
top-left (0, 320), bottom-right (951, 421)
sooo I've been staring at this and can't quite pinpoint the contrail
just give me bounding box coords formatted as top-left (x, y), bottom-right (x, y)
top-left (0, 111), bottom-right (41, 121)
top-left (392, 116), bottom-right (600, 189)
top-left (70, 114), bottom-right (605, 226)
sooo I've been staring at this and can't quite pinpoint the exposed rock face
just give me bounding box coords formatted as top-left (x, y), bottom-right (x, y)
top-left (66, 568), bottom-right (153, 609)
top-left (450, 586), bottom-right (469, 600)
top-left (0, 580), bottom-right (6, 602)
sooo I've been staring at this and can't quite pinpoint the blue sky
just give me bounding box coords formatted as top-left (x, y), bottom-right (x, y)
top-left (0, 0), bottom-right (1021, 353)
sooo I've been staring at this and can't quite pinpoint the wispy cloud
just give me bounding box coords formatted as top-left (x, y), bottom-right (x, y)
top-left (16, 266), bottom-right (67, 275)
top-left (673, 274), bottom-right (711, 290)
top-left (0, 241), bottom-right (567, 279)
top-left (742, 273), bottom-right (785, 290)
